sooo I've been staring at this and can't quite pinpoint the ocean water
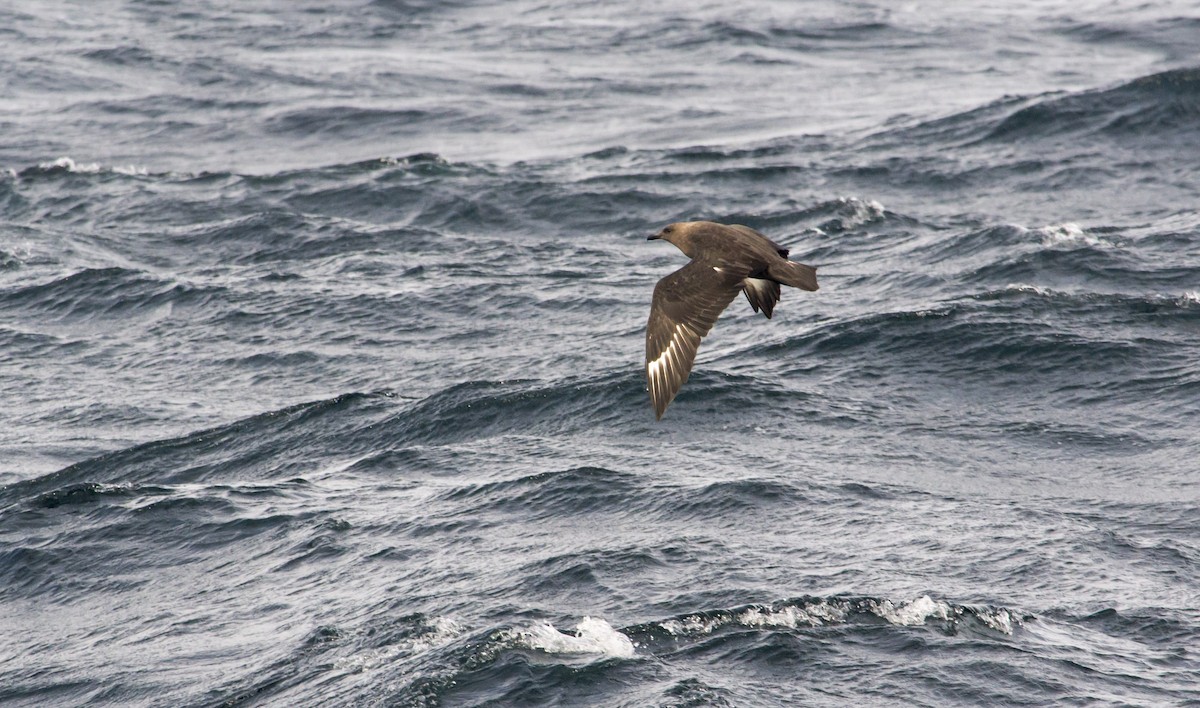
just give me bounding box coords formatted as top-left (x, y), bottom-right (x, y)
top-left (2, 1), bottom-right (1200, 705)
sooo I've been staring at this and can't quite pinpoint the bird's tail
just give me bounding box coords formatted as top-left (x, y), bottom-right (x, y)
top-left (768, 260), bottom-right (819, 291)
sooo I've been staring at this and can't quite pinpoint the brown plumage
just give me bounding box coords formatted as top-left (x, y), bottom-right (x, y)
top-left (645, 221), bottom-right (818, 419)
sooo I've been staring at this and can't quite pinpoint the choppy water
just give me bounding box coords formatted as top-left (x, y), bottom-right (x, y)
top-left (3, 1), bottom-right (1200, 706)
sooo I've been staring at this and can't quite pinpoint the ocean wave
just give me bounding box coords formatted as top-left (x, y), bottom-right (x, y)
top-left (795, 196), bottom-right (890, 235)
top-left (0, 245), bottom-right (31, 271)
top-left (503, 617), bottom-right (636, 658)
top-left (0, 267), bottom-right (224, 321)
top-left (987, 67), bottom-right (1200, 142)
top-left (358, 595), bottom-right (1026, 706)
top-left (265, 106), bottom-right (450, 139)
top-left (671, 478), bottom-right (812, 517)
top-left (442, 466), bottom-right (640, 514)
top-left (898, 220), bottom-right (1200, 293)
top-left (1, 380), bottom-right (643, 515)
top-left (18, 157), bottom-right (149, 177)
top-left (750, 286), bottom-right (1197, 395)
top-left (881, 67), bottom-right (1200, 151)
top-left (7, 152), bottom-right (470, 192)
top-left (377, 374), bottom-right (644, 445)
top-left (0, 392), bottom-right (392, 510)
top-left (641, 595), bottom-right (1026, 643)
top-left (333, 616), bottom-right (466, 672)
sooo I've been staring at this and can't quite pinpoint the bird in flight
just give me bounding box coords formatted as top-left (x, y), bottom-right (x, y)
top-left (645, 221), bottom-right (818, 419)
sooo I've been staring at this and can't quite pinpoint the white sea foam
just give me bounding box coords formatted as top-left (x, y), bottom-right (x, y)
top-left (1034, 222), bottom-right (1113, 248)
top-left (1006, 283), bottom-right (1053, 296)
top-left (976, 608), bottom-right (1018, 635)
top-left (1178, 291), bottom-right (1200, 306)
top-left (869, 596), bottom-right (953, 626)
top-left (659, 614), bottom-right (728, 636)
top-left (737, 602), bottom-right (849, 628)
top-left (659, 596), bottom-right (1019, 637)
top-left (41, 157), bottom-right (101, 173)
top-left (834, 196), bottom-right (886, 228)
top-left (510, 617), bottom-right (635, 658)
top-left (379, 154), bottom-right (448, 167)
top-left (113, 164), bottom-right (149, 176)
top-left (35, 157), bottom-right (148, 176)
top-left (660, 600), bottom-right (851, 636)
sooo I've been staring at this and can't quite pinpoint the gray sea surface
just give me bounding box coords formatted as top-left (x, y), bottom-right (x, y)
top-left (2, 1), bottom-right (1199, 705)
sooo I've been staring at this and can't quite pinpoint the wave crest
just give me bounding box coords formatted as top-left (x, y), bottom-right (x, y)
top-left (648, 595), bottom-right (1025, 640)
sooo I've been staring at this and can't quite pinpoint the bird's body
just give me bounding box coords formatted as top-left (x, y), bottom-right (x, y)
top-left (645, 221), bottom-right (818, 419)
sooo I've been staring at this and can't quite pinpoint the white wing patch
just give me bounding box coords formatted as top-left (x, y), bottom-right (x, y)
top-left (647, 322), bottom-right (697, 410)
top-left (741, 277), bottom-right (781, 318)
top-left (743, 277), bottom-right (772, 300)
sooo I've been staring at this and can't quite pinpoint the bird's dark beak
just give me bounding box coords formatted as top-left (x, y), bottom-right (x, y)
top-left (647, 233), bottom-right (660, 241)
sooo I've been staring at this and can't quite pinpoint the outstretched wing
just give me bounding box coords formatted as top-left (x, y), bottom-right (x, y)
top-left (645, 260), bottom-right (744, 419)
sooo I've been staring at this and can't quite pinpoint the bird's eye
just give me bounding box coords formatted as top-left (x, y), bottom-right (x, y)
top-left (664, 226), bottom-right (673, 233)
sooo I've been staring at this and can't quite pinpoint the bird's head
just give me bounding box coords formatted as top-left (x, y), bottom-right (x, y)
top-left (648, 221), bottom-right (701, 257)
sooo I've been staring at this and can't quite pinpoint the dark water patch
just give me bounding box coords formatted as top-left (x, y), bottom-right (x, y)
top-left (907, 223), bottom-right (1045, 264)
top-left (4, 57), bottom-right (125, 95)
top-left (992, 419), bottom-right (1155, 451)
top-left (672, 478), bottom-right (811, 518)
top-left (1059, 16), bottom-right (1200, 64)
top-left (222, 350), bottom-right (323, 369)
top-left (0, 248), bottom-right (27, 270)
top-left (866, 94), bottom-right (1033, 148)
top-left (33, 481), bottom-right (155, 509)
top-left (969, 286), bottom-right (1200, 325)
top-left (0, 392), bottom-right (395, 511)
top-left (520, 546), bottom-right (669, 598)
top-left (156, 211), bottom-right (312, 265)
top-left (342, 446), bottom-right (450, 475)
top-left (0, 173), bottom-right (24, 214)
top-left (826, 154), bottom-right (984, 192)
top-left (1073, 607), bottom-right (1200, 648)
top-left (984, 67), bottom-right (1200, 145)
top-left (965, 241), bottom-right (1197, 290)
top-left (80, 45), bottom-right (162, 68)
top-left (379, 374), bottom-right (645, 446)
top-left (1068, 500), bottom-right (1200, 534)
top-left (660, 678), bottom-right (735, 707)
top-left (265, 106), bottom-right (449, 139)
top-left (0, 267), bottom-right (225, 322)
top-left (0, 327), bottom-right (85, 357)
top-left (406, 649), bottom-right (628, 708)
top-left (195, 640), bottom-right (320, 708)
top-left (274, 531), bottom-right (351, 573)
top-left (766, 20), bottom-right (896, 44)
top-left (589, 138), bottom-right (812, 168)
top-left (866, 67), bottom-right (1200, 156)
top-left (760, 296), bottom-right (1166, 384)
top-left (838, 481), bottom-right (894, 500)
top-left (443, 466), bottom-right (642, 519)
top-left (81, 94), bottom-right (269, 119)
top-left (288, 176), bottom-right (456, 228)
top-left (1, 487), bottom-right (319, 605)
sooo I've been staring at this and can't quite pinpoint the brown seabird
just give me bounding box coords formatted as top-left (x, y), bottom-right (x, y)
top-left (645, 221), bottom-right (818, 419)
